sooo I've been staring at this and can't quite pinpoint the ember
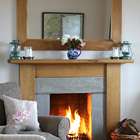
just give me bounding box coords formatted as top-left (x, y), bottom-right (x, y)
top-left (67, 133), bottom-right (89, 140)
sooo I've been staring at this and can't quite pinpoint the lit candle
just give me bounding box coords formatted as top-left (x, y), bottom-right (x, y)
top-left (112, 47), bottom-right (119, 57)
top-left (25, 47), bottom-right (32, 57)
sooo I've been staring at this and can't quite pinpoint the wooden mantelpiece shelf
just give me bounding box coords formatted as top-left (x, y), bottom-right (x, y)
top-left (8, 59), bottom-right (134, 64)
top-left (8, 58), bottom-right (134, 139)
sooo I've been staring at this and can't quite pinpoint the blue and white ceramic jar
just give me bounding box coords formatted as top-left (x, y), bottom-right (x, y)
top-left (67, 48), bottom-right (81, 59)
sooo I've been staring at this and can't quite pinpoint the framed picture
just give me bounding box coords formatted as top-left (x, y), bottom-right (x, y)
top-left (42, 12), bottom-right (84, 39)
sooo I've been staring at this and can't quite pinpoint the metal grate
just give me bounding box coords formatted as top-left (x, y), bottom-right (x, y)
top-left (67, 133), bottom-right (89, 140)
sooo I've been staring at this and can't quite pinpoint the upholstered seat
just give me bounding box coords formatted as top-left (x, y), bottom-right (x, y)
top-left (0, 82), bottom-right (70, 140)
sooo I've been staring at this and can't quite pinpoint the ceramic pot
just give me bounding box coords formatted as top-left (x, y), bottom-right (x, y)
top-left (67, 48), bottom-right (81, 59)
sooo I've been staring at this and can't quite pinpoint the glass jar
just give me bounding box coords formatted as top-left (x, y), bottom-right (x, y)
top-left (24, 47), bottom-right (33, 57)
top-left (112, 47), bottom-right (120, 58)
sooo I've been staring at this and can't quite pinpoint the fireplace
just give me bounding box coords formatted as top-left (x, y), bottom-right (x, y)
top-left (36, 77), bottom-right (106, 140)
top-left (9, 59), bottom-right (132, 139)
top-left (50, 93), bottom-right (92, 139)
top-left (14, 1), bottom-right (129, 138)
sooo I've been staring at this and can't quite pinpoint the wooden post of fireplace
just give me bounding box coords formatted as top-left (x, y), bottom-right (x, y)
top-left (8, 59), bottom-right (134, 139)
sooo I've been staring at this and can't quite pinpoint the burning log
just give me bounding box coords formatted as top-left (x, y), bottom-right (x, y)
top-left (67, 133), bottom-right (89, 140)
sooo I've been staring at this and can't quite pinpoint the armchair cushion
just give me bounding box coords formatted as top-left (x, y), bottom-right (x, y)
top-left (2, 125), bottom-right (60, 140)
top-left (2, 125), bottom-right (17, 134)
top-left (0, 82), bottom-right (21, 125)
top-left (2, 116), bottom-right (70, 140)
top-left (17, 131), bottom-right (60, 140)
top-left (0, 134), bottom-right (46, 140)
top-left (0, 126), bottom-right (5, 134)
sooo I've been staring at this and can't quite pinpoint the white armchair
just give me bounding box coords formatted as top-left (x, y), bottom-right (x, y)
top-left (0, 82), bottom-right (70, 140)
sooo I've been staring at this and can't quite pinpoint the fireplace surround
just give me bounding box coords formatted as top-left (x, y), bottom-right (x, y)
top-left (35, 77), bottom-right (106, 139)
top-left (8, 59), bottom-right (134, 139)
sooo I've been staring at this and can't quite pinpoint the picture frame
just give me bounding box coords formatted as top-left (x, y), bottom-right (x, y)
top-left (42, 12), bottom-right (84, 39)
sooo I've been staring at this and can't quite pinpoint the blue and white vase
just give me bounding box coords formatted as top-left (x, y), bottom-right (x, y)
top-left (67, 48), bottom-right (81, 59)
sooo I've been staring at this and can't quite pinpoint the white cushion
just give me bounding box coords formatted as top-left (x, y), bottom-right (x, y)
top-left (3, 95), bottom-right (40, 131)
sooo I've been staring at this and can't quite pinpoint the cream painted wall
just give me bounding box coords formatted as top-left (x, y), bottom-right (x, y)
top-left (121, 0), bottom-right (140, 128)
top-left (0, 0), bottom-right (19, 83)
top-left (0, 0), bottom-right (140, 130)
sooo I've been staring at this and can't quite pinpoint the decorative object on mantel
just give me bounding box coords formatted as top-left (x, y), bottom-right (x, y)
top-left (120, 41), bottom-right (133, 60)
top-left (110, 118), bottom-right (140, 140)
top-left (62, 35), bottom-right (86, 59)
top-left (23, 47), bottom-right (34, 60)
top-left (110, 47), bottom-right (120, 59)
top-left (9, 40), bottom-right (22, 60)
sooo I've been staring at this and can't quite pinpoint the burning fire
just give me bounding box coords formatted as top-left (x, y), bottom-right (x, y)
top-left (65, 106), bottom-right (87, 136)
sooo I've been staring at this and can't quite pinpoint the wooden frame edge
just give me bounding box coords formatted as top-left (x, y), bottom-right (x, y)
top-left (17, 0), bottom-right (122, 51)
top-left (17, 0), bottom-right (27, 42)
top-left (21, 39), bottom-right (119, 50)
top-left (112, 0), bottom-right (122, 43)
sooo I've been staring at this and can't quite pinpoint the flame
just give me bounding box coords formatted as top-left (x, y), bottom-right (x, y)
top-left (65, 106), bottom-right (87, 136)
top-left (80, 118), bottom-right (87, 134)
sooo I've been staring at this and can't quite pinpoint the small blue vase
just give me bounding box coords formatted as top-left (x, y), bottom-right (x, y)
top-left (67, 48), bottom-right (81, 59)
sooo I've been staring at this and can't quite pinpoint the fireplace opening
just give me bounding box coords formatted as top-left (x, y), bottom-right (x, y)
top-left (50, 93), bottom-right (92, 140)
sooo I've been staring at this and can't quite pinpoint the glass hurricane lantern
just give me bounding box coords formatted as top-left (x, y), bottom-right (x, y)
top-left (9, 40), bottom-right (22, 60)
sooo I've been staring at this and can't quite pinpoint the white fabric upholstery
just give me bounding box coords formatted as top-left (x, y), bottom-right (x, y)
top-left (0, 134), bottom-right (45, 140)
top-left (0, 126), bottom-right (5, 134)
top-left (3, 95), bottom-right (40, 131)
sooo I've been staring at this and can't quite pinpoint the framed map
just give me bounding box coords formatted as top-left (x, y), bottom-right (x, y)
top-left (42, 12), bottom-right (84, 39)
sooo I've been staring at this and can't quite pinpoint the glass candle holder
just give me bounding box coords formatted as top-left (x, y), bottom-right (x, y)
top-left (112, 47), bottom-right (120, 59)
top-left (24, 47), bottom-right (33, 57)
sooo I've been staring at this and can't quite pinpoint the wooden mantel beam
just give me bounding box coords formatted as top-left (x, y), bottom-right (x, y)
top-left (8, 59), bottom-right (134, 64)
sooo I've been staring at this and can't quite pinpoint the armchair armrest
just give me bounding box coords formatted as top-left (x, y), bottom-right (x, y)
top-left (38, 116), bottom-right (70, 140)
top-left (0, 134), bottom-right (45, 140)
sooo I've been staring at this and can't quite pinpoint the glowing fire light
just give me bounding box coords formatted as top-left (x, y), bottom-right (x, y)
top-left (65, 106), bottom-right (87, 136)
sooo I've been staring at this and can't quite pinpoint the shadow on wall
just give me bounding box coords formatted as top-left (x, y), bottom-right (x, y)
top-left (130, 93), bottom-right (140, 124)
top-left (130, 92), bottom-right (140, 130)
top-left (0, 42), bottom-right (10, 61)
top-left (0, 41), bottom-right (19, 83)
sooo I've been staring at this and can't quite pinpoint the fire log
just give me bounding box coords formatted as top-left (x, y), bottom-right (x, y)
top-left (114, 118), bottom-right (139, 135)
